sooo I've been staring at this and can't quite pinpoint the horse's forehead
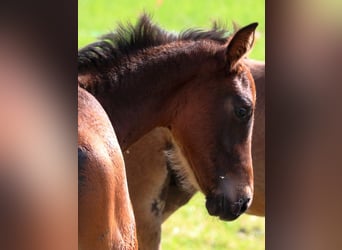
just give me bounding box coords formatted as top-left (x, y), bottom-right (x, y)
top-left (231, 65), bottom-right (256, 103)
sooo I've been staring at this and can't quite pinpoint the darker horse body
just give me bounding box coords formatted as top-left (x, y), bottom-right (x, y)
top-left (78, 15), bottom-right (258, 249)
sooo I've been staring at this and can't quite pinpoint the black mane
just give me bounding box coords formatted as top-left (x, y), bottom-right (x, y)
top-left (78, 14), bottom-right (232, 73)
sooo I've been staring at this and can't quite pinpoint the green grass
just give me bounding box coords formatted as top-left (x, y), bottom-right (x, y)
top-left (79, 1), bottom-right (265, 249)
top-left (162, 193), bottom-right (265, 250)
top-left (78, 0), bottom-right (264, 60)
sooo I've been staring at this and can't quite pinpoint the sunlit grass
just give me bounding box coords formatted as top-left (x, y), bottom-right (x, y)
top-left (78, 0), bottom-right (264, 60)
top-left (162, 193), bottom-right (265, 250)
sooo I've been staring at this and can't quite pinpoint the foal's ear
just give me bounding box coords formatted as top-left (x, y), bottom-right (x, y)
top-left (226, 22), bottom-right (258, 70)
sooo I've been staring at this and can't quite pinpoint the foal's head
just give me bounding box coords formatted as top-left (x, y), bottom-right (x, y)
top-left (170, 23), bottom-right (258, 221)
top-left (78, 14), bottom-right (258, 221)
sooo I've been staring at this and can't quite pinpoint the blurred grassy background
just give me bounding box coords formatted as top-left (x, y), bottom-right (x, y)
top-left (78, 0), bottom-right (265, 249)
top-left (161, 193), bottom-right (264, 250)
top-left (78, 0), bottom-right (264, 60)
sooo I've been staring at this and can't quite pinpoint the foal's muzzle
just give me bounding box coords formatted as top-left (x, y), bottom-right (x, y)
top-left (205, 194), bottom-right (251, 221)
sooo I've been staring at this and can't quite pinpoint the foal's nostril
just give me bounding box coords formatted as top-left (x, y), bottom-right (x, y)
top-left (239, 197), bottom-right (250, 214)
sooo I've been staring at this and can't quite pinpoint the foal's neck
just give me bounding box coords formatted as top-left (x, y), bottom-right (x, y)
top-left (79, 41), bottom-right (221, 149)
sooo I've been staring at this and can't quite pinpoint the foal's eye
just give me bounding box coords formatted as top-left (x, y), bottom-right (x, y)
top-left (234, 106), bottom-right (251, 120)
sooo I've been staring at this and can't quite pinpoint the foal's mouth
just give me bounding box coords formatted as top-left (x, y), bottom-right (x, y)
top-left (205, 194), bottom-right (251, 221)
